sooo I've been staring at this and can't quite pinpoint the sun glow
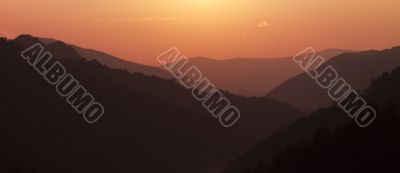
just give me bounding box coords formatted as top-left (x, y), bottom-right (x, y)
top-left (193, 0), bottom-right (217, 4)
top-left (2, 0), bottom-right (400, 65)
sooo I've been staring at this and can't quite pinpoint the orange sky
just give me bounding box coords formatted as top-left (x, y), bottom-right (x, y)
top-left (1, 0), bottom-right (400, 65)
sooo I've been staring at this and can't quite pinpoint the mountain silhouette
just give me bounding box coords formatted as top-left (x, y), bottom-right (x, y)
top-left (166, 49), bottom-right (349, 96)
top-left (222, 65), bottom-right (400, 173)
top-left (15, 34), bottom-right (83, 60)
top-left (241, 104), bottom-right (399, 173)
top-left (14, 34), bottom-right (42, 47)
top-left (70, 44), bottom-right (172, 78)
top-left (16, 34), bottom-right (172, 78)
top-left (267, 46), bottom-right (400, 111)
top-left (222, 107), bottom-right (350, 173)
top-left (0, 37), bottom-right (304, 173)
top-left (34, 34), bottom-right (349, 97)
top-left (46, 41), bottom-right (82, 59)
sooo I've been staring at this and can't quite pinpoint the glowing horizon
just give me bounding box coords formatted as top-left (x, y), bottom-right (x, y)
top-left (1, 0), bottom-right (400, 65)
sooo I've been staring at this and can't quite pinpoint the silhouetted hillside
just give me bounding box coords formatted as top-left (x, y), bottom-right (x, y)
top-left (15, 35), bottom-right (81, 60)
top-left (0, 38), bottom-right (304, 173)
top-left (168, 49), bottom-right (349, 96)
top-left (268, 46), bottom-right (400, 111)
top-left (14, 34), bottom-right (42, 47)
top-left (37, 34), bottom-right (349, 97)
top-left (18, 34), bottom-right (172, 78)
top-left (223, 65), bottom-right (400, 173)
top-left (222, 107), bottom-right (350, 173)
top-left (70, 45), bottom-right (172, 78)
top-left (245, 105), bottom-right (399, 173)
top-left (47, 41), bottom-right (82, 59)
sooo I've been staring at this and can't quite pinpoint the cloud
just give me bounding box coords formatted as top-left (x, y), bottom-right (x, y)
top-left (257, 20), bottom-right (270, 28)
top-left (93, 17), bottom-right (189, 23)
top-left (120, 17), bottom-right (189, 21)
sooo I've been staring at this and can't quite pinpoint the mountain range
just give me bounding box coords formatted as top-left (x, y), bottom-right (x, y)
top-left (2, 34), bottom-right (399, 173)
top-left (18, 35), bottom-right (172, 79)
top-left (223, 65), bottom-right (400, 173)
top-left (15, 34), bottom-right (350, 97)
top-left (0, 36), bottom-right (304, 173)
top-left (268, 46), bottom-right (400, 111)
top-left (165, 49), bottom-right (349, 96)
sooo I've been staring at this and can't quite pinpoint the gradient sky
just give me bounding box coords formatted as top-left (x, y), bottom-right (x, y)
top-left (1, 0), bottom-right (400, 65)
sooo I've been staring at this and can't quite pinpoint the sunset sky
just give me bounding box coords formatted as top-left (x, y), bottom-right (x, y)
top-left (1, 0), bottom-right (400, 65)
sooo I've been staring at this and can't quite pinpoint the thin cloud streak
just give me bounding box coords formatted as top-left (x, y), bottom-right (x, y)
top-left (94, 17), bottom-right (189, 22)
